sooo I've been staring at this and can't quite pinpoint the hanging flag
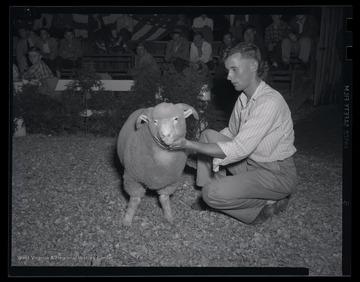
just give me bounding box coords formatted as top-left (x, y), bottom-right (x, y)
top-left (131, 14), bottom-right (178, 41)
top-left (71, 13), bottom-right (178, 41)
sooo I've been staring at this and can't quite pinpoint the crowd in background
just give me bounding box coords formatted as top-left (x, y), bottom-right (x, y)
top-left (12, 13), bottom-right (319, 92)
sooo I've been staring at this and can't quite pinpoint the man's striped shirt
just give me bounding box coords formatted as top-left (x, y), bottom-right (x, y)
top-left (213, 81), bottom-right (297, 171)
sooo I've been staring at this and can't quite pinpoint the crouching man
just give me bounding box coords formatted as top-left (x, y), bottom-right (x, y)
top-left (170, 42), bottom-right (297, 225)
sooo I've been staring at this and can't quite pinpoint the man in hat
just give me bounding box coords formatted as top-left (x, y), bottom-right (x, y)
top-left (164, 28), bottom-right (190, 72)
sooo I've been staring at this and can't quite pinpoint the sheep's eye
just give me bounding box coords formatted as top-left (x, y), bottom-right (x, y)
top-left (174, 117), bottom-right (178, 122)
top-left (153, 119), bottom-right (158, 125)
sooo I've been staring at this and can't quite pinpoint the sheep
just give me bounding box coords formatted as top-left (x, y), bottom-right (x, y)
top-left (117, 102), bottom-right (199, 226)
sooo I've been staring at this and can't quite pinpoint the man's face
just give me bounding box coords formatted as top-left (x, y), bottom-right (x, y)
top-left (234, 19), bottom-right (241, 27)
top-left (244, 28), bottom-right (256, 43)
top-left (223, 34), bottom-right (233, 47)
top-left (225, 53), bottom-right (254, 92)
top-left (28, 51), bottom-right (41, 65)
top-left (271, 15), bottom-right (281, 22)
top-left (40, 30), bottom-right (49, 41)
top-left (19, 28), bottom-right (27, 39)
top-left (64, 31), bottom-right (74, 42)
top-left (172, 33), bottom-right (181, 43)
top-left (136, 45), bottom-right (145, 56)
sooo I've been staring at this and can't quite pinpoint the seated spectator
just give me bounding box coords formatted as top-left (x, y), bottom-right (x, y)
top-left (243, 25), bottom-right (270, 84)
top-left (49, 14), bottom-right (74, 39)
top-left (134, 41), bottom-right (161, 77)
top-left (219, 31), bottom-right (238, 61)
top-left (112, 14), bottom-right (134, 52)
top-left (215, 31), bottom-right (238, 80)
top-left (264, 15), bottom-right (288, 69)
top-left (281, 14), bottom-right (319, 69)
top-left (175, 14), bottom-right (192, 40)
top-left (243, 24), bottom-right (266, 59)
top-left (22, 47), bottom-right (58, 95)
top-left (190, 32), bottom-right (214, 71)
top-left (192, 14), bottom-right (214, 44)
top-left (229, 18), bottom-right (244, 43)
top-left (235, 14), bottom-right (264, 39)
top-left (55, 27), bottom-right (82, 78)
top-left (16, 26), bottom-right (39, 75)
top-left (88, 14), bottom-right (115, 53)
top-left (164, 28), bottom-right (189, 72)
top-left (35, 28), bottom-right (58, 76)
top-left (22, 47), bottom-right (54, 80)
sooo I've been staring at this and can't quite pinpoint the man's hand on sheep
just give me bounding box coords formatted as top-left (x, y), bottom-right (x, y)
top-left (169, 137), bottom-right (187, 150)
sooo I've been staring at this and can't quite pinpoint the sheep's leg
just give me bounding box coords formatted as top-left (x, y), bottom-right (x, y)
top-left (159, 194), bottom-right (174, 224)
top-left (122, 174), bottom-right (146, 226)
top-left (123, 197), bottom-right (142, 226)
top-left (158, 184), bottom-right (178, 224)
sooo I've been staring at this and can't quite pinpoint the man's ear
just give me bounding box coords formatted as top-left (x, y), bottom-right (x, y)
top-left (250, 59), bottom-right (259, 73)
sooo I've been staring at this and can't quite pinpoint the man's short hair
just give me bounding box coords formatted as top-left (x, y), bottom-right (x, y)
top-left (39, 27), bottom-right (49, 34)
top-left (243, 24), bottom-right (257, 35)
top-left (27, 46), bottom-right (42, 54)
top-left (63, 26), bottom-right (74, 35)
top-left (225, 42), bottom-right (266, 77)
top-left (225, 42), bottom-right (262, 64)
top-left (136, 41), bottom-right (146, 48)
top-left (223, 31), bottom-right (233, 38)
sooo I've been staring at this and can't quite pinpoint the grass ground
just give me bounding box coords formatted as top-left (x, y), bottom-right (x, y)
top-left (10, 103), bottom-right (344, 276)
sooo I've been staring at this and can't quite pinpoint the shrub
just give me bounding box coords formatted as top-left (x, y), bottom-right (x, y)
top-left (130, 64), bottom-right (216, 140)
top-left (13, 63), bottom-right (218, 139)
top-left (13, 82), bottom-right (66, 135)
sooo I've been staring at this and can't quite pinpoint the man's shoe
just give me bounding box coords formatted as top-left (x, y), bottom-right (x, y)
top-left (251, 196), bottom-right (290, 225)
top-left (274, 196), bottom-right (290, 214)
top-left (191, 197), bottom-right (210, 211)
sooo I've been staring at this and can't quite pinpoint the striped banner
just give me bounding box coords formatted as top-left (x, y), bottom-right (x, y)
top-left (70, 13), bottom-right (178, 41)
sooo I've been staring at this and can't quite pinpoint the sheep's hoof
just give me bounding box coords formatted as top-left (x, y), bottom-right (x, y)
top-left (165, 214), bottom-right (174, 225)
top-left (122, 216), bottom-right (133, 227)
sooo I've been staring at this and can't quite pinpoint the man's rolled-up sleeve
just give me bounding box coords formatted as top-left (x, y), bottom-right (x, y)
top-left (214, 99), bottom-right (280, 169)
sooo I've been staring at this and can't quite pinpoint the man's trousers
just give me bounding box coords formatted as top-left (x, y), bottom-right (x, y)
top-left (196, 129), bottom-right (297, 224)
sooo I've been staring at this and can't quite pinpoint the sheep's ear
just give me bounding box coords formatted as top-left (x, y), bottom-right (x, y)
top-left (136, 108), bottom-right (153, 129)
top-left (177, 103), bottom-right (199, 120)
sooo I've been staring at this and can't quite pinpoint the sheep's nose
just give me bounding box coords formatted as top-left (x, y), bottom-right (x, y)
top-left (160, 131), bottom-right (171, 138)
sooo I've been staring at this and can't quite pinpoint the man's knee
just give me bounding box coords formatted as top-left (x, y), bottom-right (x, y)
top-left (299, 37), bottom-right (311, 45)
top-left (282, 37), bottom-right (291, 47)
top-left (199, 129), bottom-right (218, 143)
top-left (202, 181), bottom-right (223, 208)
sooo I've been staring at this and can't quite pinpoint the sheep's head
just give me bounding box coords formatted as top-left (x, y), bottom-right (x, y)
top-left (136, 102), bottom-right (199, 148)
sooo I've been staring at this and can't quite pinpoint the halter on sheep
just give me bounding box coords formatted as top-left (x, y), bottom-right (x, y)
top-left (117, 102), bottom-right (199, 226)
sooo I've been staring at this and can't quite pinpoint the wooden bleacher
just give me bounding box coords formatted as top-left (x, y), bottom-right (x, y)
top-left (270, 54), bottom-right (315, 98)
top-left (82, 53), bottom-right (134, 79)
top-left (78, 40), bottom-right (224, 79)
